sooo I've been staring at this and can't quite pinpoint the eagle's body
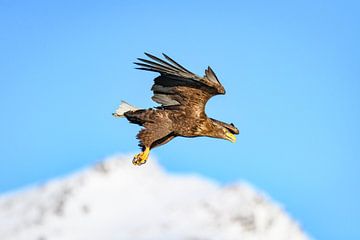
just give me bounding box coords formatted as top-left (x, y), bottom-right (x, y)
top-left (114, 53), bottom-right (239, 165)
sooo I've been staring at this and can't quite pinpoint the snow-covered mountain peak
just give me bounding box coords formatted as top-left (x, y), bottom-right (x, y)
top-left (0, 155), bottom-right (309, 240)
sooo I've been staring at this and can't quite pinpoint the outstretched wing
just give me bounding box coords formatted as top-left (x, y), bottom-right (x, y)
top-left (134, 53), bottom-right (226, 117)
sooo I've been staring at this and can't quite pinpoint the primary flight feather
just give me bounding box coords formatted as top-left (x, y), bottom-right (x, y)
top-left (113, 53), bottom-right (239, 165)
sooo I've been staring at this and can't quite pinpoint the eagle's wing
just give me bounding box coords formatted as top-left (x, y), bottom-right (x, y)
top-left (134, 53), bottom-right (226, 117)
top-left (137, 122), bottom-right (175, 150)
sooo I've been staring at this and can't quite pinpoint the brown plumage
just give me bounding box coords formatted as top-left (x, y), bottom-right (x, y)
top-left (113, 53), bottom-right (239, 165)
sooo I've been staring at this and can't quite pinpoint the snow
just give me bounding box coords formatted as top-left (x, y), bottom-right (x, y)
top-left (0, 155), bottom-right (309, 240)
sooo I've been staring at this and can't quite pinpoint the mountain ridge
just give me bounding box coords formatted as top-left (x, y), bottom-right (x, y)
top-left (0, 155), bottom-right (309, 240)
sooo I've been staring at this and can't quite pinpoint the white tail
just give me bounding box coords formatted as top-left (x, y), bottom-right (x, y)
top-left (113, 101), bottom-right (138, 117)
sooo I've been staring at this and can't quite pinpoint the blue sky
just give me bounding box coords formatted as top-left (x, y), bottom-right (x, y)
top-left (0, 0), bottom-right (359, 239)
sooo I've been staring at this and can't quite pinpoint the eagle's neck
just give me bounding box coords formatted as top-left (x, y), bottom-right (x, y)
top-left (194, 117), bottom-right (223, 139)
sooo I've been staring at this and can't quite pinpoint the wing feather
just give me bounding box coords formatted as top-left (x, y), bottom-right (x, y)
top-left (152, 94), bottom-right (180, 106)
top-left (144, 53), bottom-right (189, 73)
top-left (205, 66), bottom-right (221, 84)
top-left (136, 58), bottom-right (177, 72)
top-left (134, 62), bottom-right (176, 74)
top-left (162, 53), bottom-right (194, 74)
top-left (134, 53), bottom-right (226, 112)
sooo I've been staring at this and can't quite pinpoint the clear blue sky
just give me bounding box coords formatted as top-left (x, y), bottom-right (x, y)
top-left (0, 0), bottom-right (359, 239)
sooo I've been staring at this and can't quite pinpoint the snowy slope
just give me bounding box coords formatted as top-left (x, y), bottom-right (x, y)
top-left (0, 155), bottom-right (309, 240)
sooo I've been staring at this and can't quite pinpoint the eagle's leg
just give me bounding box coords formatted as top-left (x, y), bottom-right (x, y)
top-left (132, 146), bottom-right (150, 166)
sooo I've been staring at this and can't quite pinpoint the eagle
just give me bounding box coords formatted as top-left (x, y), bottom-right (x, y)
top-left (113, 53), bottom-right (239, 165)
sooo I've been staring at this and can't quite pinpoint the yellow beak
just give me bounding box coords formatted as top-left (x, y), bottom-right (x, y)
top-left (225, 132), bottom-right (236, 143)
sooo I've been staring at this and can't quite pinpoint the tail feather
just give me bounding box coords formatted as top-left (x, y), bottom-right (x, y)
top-left (113, 101), bottom-right (138, 117)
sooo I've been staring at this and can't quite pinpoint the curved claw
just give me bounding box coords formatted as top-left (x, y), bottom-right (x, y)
top-left (132, 147), bottom-right (150, 166)
top-left (132, 155), bottom-right (147, 165)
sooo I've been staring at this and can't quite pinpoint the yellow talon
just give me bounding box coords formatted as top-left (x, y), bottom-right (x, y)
top-left (132, 147), bottom-right (150, 165)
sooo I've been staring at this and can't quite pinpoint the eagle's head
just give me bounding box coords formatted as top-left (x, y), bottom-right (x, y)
top-left (210, 118), bottom-right (239, 143)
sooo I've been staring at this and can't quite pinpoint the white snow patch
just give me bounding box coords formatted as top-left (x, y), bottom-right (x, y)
top-left (0, 155), bottom-right (309, 240)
